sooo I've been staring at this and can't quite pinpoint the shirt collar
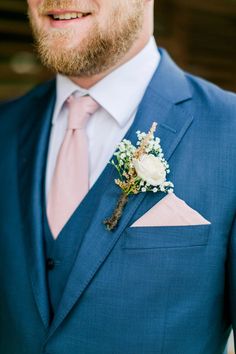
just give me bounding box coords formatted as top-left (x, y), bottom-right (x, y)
top-left (53, 36), bottom-right (161, 127)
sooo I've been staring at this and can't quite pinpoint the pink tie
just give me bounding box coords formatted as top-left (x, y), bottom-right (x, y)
top-left (47, 95), bottom-right (99, 239)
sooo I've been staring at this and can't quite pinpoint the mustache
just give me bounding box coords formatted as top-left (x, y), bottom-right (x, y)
top-left (38, 0), bottom-right (96, 14)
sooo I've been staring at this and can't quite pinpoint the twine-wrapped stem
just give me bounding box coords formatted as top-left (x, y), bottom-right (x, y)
top-left (104, 193), bottom-right (129, 231)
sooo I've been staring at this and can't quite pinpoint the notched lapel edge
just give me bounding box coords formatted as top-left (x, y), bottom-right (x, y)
top-left (18, 80), bottom-right (56, 328)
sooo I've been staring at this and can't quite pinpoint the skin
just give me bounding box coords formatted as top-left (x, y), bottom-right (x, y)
top-left (27, 0), bottom-right (154, 88)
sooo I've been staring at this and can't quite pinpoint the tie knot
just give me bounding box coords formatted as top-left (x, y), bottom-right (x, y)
top-left (67, 95), bottom-right (99, 130)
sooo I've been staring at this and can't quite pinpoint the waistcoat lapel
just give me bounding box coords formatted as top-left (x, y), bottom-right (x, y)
top-left (47, 49), bottom-right (195, 337)
top-left (18, 80), bottom-right (56, 328)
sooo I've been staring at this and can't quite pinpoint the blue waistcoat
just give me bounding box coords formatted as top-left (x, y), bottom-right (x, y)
top-left (43, 204), bottom-right (83, 317)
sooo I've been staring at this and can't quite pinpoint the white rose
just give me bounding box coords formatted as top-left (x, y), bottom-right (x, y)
top-left (133, 154), bottom-right (166, 186)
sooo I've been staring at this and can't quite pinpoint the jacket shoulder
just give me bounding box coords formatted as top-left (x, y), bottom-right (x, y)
top-left (183, 73), bottom-right (236, 167)
top-left (185, 73), bottom-right (236, 119)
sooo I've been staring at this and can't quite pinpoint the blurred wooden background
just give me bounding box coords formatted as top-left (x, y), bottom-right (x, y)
top-left (0, 0), bottom-right (236, 101)
top-left (0, 0), bottom-right (235, 352)
top-left (156, 0), bottom-right (236, 93)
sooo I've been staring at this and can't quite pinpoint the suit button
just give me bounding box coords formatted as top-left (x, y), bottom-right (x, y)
top-left (46, 258), bottom-right (55, 270)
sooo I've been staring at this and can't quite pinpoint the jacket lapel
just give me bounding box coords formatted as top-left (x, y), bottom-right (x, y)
top-left (48, 49), bottom-right (194, 337)
top-left (18, 80), bottom-right (56, 328)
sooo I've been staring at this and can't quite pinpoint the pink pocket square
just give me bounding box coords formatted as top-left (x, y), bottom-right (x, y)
top-left (131, 193), bottom-right (211, 227)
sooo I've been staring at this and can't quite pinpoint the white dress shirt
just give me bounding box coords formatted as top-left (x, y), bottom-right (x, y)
top-left (45, 36), bottom-right (161, 199)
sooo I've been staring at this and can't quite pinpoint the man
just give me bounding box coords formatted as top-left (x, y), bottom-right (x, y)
top-left (0, 0), bottom-right (236, 353)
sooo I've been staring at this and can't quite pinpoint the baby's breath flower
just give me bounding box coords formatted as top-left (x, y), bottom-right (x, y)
top-left (160, 185), bottom-right (166, 192)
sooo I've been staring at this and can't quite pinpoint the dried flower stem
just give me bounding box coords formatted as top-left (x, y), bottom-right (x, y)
top-left (134, 122), bottom-right (157, 159)
top-left (104, 193), bottom-right (129, 231)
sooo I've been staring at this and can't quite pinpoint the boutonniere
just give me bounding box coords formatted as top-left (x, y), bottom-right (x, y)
top-left (104, 122), bottom-right (174, 231)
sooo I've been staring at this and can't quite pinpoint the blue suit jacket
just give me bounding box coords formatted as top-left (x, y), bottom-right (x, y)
top-left (0, 49), bottom-right (236, 354)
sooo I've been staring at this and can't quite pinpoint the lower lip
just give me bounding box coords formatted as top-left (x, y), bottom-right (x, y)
top-left (49, 15), bottom-right (91, 28)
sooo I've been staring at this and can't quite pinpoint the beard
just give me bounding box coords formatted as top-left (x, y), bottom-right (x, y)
top-left (28, 0), bottom-right (144, 77)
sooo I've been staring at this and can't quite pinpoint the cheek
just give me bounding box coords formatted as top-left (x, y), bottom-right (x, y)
top-left (28, 0), bottom-right (42, 17)
top-left (27, 0), bottom-right (40, 8)
top-left (98, 4), bottom-right (117, 28)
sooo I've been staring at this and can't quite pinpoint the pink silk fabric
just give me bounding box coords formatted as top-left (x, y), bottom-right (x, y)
top-left (131, 193), bottom-right (211, 227)
top-left (47, 95), bottom-right (99, 238)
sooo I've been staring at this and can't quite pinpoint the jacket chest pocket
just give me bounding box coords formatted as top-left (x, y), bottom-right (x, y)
top-left (121, 224), bottom-right (210, 249)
